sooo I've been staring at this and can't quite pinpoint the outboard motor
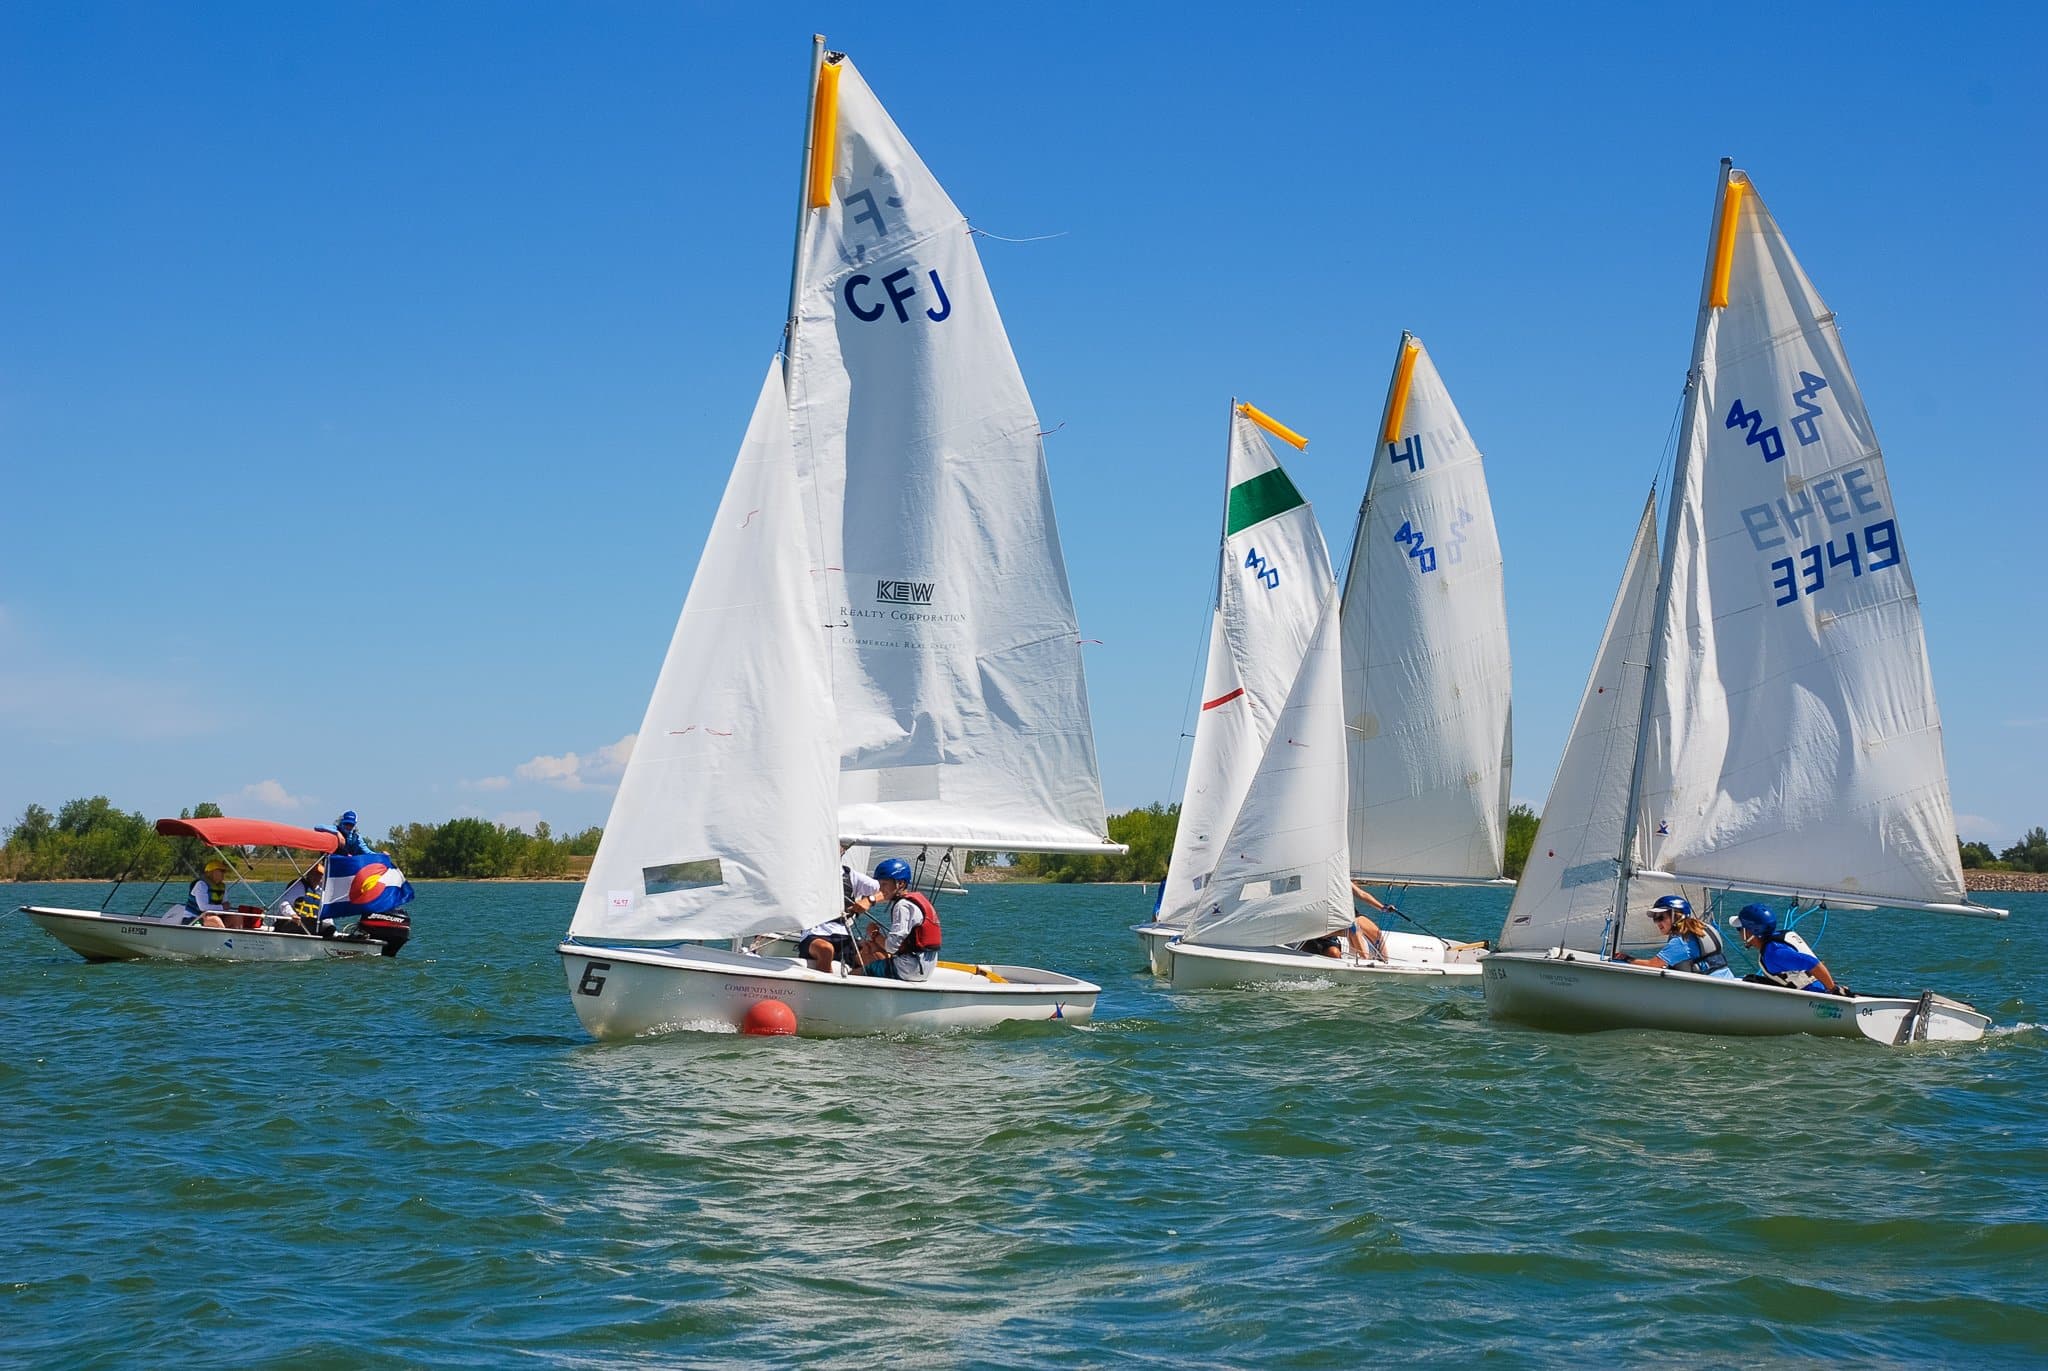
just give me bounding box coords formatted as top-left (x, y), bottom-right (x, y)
top-left (358, 911), bottom-right (412, 957)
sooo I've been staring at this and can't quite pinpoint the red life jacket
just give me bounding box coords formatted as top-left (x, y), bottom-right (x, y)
top-left (900, 890), bottom-right (942, 953)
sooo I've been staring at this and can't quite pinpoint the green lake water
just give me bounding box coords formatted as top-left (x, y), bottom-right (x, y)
top-left (4, 881), bottom-right (2044, 1367)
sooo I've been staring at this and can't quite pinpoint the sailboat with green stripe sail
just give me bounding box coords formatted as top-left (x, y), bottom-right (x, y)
top-left (1137, 391), bottom-right (1498, 987)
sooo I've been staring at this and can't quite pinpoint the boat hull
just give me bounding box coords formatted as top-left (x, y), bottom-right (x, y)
top-left (1481, 949), bottom-right (1989, 1043)
top-left (21, 906), bottom-right (391, 963)
top-left (1132, 921), bottom-right (1178, 976)
top-left (1163, 930), bottom-right (1485, 989)
top-left (558, 942), bottom-right (1099, 1039)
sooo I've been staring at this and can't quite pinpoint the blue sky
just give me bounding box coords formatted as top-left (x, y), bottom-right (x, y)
top-left (3, 2), bottom-right (2043, 847)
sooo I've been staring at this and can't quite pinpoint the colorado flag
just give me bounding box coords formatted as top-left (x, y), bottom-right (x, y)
top-left (322, 850), bottom-right (417, 920)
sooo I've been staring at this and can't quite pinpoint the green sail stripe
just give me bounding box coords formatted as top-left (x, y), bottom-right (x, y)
top-left (1225, 468), bottom-right (1306, 536)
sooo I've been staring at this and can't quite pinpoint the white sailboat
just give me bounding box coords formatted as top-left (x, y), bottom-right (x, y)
top-left (557, 40), bottom-right (1116, 1039)
top-left (1482, 162), bottom-right (2002, 1045)
top-left (1135, 403), bottom-right (1337, 974)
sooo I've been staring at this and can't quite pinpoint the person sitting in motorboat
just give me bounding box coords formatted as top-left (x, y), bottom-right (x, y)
top-left (270, 858), bottom-right (327, 935)
top-left (316, 810), bottom-right (369, 856)
top-left (179, 859), bottom-right (238, 928)
top-left (856, 857), bottom-right (939, 981)
top-left (1734, 904), bottom-right (1845, 994)
top-left (1610, 894), bottom-right (1734, 977)
top-left (797, 861), bottom-right (880, 972)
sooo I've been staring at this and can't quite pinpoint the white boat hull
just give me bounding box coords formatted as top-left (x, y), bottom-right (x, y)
top-left (558, 942), bottom-right (1100, 1039)
top-left (1163, 930), bottom-right (1485, 989)
top-left (1133, 921), bottom-right (1178, 976)
top-left (21, 906), bottom-right (391, 963)
top-left (1481, 949), bottom-right (1989, 1043)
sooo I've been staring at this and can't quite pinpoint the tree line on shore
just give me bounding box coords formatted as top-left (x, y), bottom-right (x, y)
top-left (6, 794), bottom-right (2045, 884)
top-left (0, 797), bottom-right (599, 881)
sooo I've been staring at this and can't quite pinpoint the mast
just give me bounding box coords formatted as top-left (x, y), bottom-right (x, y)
top-left (1608, 157), bottom-right (1733, 956)
top-left (781, 34), bottom-right (827, 383)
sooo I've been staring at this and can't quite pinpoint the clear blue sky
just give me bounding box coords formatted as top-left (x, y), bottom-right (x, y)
top-left (4, 2), bottom-right (2043, 847)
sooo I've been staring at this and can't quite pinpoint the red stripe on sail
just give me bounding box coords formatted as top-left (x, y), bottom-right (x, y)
top-left (1202, 688), bottom-right (1246, 711)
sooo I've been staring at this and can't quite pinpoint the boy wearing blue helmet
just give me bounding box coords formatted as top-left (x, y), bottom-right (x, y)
top-left (856, 857), bottom-right (939, 981)
top-left (1735, 904), bottom-right (1844, 994)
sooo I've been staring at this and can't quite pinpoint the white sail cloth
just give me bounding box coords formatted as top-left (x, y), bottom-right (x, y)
top-left (1157, 410), bottom-right (1339, 926)
top-left (1498, 494), bottom-right (1664, 953)
top-left (789, 57), bottom-right (1112, 853)
top-left (569, 365), bottom-right (840, 942)
top-left (1341, 337), bottom-right (1513, 882)
top-left (1635, 173), bottom-right (1968, 909)
top-left (1182, 584), bottom-right (1353, 948)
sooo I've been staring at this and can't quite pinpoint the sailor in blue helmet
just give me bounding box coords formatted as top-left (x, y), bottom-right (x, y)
top-left (856, 857), bottom-right (940, 981)
top-left (316, 810), bottom-right (369, 856)
top-left (1734, 904), bottom-right (1845, 994)
top-left (1610, 894), bottom-right (1735, 977)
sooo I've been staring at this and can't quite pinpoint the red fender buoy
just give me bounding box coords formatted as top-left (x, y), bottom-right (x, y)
top-left (741, 999), bottom-right (797, 1036)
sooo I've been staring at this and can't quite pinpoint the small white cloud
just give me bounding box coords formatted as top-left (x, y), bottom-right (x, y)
top-left (224, 780), bottom-right (309, 813)
top-left (460, 775), bottom-right (512, 792)
top-left (1954, 813), bottom-right (2009, 844)
top-left (2004, 718), bottom-right (2048, 730)
top-left (515, 734), bottom-right (636, 792)
top-left (495, 809), bottom-right (544, 831)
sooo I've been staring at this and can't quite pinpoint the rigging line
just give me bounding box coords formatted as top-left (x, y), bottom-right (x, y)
top-left (1373, 881), bottom-right (1455, 946)
top-left (967, 226), bottom-right (1070, 243)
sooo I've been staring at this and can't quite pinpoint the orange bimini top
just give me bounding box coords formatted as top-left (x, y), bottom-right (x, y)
top-left (153, 817), bottom-right (341, 853)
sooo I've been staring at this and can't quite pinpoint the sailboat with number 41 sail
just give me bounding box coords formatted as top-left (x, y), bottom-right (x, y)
top-left (557, 39), bottom-right (1119, 1038)
top-left (1481, 161), bottom-right (2003, 1045)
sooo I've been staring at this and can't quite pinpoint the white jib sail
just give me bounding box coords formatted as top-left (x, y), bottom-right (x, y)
top-left (1157, 409), bottom-right (1339, 926)
top-left (1498, 494), bottom-right (1664, 953)
top-left (1342, 335), bottom-right (1513, 882)
top-left (1636, 171), bottom-right (1969, 908)
top-left (1183, 583), bottom-right (1353, 948)
top-left (789, 55), bottom-right (1113, 853)
top-left (570, 363), bottom-right (840, 942)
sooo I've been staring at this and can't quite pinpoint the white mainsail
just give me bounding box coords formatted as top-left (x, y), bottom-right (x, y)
top-left (1632, 169), bottom-right (1973, 912)
top-left (1498, 493), bottom-right (1665, 954)
top-left (1341, 335), bottom-right (1513, 883)
top-left (789, 56), bottom-right (1113, 854)
top-left (1181, 584), bottom-right (1353, 949)
top-left (569, 364), bottom-right (840, 942)
top-left (1157, 407), bottom-right (1338, 926)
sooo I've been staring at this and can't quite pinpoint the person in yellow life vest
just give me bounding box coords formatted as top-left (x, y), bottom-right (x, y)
top-left (271, 858), bottom-right (327, 934)
top-left (181, 859), bottom-right (236, 928)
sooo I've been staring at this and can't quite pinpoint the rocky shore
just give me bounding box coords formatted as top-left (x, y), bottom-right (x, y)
top-left (1963, 870), bottom-right (2048, 893)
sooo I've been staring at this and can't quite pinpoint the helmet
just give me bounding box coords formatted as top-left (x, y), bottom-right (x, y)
top-left (338, 810), bottom-right (358, 827)
top-left (873, 857), bottom-right (914, 884)
top-left (1649, 894), bottom-right (1691, 917)
top-left (1735, 903), bottom-right (1778, 936)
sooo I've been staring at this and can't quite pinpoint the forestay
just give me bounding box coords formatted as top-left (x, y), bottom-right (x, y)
top-left (788, 56), bottom-right (1113, 853)
top-left (1158, 408), bottom-right (1338, 926)
top-left (1183, 585), bottom-right (1352, 948)
top-left (1499, 494), bottom-right (1668, 953)
top-left (1635, 172), bottom-right (1968, 909)
top-left (1342, 336), bottom-right (1513, 882)
top-left (570, 365), bottom-right (840, 942)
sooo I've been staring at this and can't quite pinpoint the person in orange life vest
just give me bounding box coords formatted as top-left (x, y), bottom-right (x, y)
top-left (857, 857), bottom-right (938, 981)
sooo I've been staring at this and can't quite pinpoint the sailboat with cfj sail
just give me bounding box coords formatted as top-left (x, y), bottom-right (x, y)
top-left (557, 39), bottom-right (1119, 1038)
top-left (1481, 161), bottom-right (2003, 1045)
top-left (1139, 356), bottom-right (1511, 989)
